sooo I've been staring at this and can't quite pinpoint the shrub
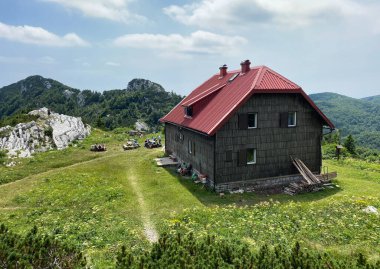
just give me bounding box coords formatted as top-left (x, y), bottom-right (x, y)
top-left (116, 232), bottom-right (379, 269)
top-left (0, 150), bottom-right (7, 165)
top-left (44, 126), bottom-right (54, 139)
top-left (344, 134), bottom-right (356, 155)
top-left (0, 224), bottom-right (86, 268)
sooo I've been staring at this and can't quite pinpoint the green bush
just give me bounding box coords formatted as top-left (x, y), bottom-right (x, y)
top-left (0, 150), bottom-right (6, 165)
top-left (0, 113), bottom-right (39, 128)
top-left (44, 126), bottom-right (54, 139)
top-left (116, 232), bottom-right (379, 269)
top-left (0, 224), bottom-right (85, 268)
top-left (322, 144), bottom-right (348, 159)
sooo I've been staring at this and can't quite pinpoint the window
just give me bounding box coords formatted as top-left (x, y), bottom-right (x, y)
top-left (184, 106), bottom-right (193, 117)
top-left (288, 112), bottom-right (296, 127)
top-left (238, 113), bottom-right (258, 129)
top-left (228, 73), bottom-right (239, 82)
top-left (248, 113), bottom-right (257, 128)
top-left (188, 140), bottom-right (195, 155)
top-left (175, 132), bottom-right (184, 142)
top-left (247, 148), bottom-right (256, 164)
top-left (238, 148), bottom-right (256, 166)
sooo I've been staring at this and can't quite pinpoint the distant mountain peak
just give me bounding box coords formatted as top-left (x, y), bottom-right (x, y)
top-left (126, 78), bottom-right (165, 92)
top-left (13, 75), bottom-right (61, 93)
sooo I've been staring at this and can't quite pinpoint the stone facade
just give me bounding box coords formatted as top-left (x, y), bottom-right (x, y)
top-left (165, 93), bottom-right (324, 192)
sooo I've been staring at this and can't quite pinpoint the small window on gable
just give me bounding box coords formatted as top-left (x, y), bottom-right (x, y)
top-left (247, 148), bottom-right (256, 164)
top-left (184, 106), bottom-right (193, 117)
top-left (288, 112), bottom-right (296, 127)
top-left (248, 113), bottom-right (257, 129)
top-left (188, 140), bottom-right (195, 155)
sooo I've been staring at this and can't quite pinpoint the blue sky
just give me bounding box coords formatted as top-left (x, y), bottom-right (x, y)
top-left (0, 0), bottom-right (379, 98)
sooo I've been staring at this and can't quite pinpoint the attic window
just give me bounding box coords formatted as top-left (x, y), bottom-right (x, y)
top-left (184, 106), bottom-right (193, 117)
top-left (228, 73), bottom-right (239, 82)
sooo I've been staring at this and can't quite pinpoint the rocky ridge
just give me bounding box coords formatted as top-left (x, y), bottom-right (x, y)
top-left (0, 108), bottom-right (90, 158)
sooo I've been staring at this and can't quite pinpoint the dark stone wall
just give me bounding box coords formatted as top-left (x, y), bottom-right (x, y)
top-left (215, 93), bottom-right (323, 184)
top-left (165, 123), bottom-right (215, 182)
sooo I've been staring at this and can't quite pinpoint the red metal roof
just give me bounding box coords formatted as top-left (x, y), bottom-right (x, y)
top-left (161, 65), bottom-right (334, 135)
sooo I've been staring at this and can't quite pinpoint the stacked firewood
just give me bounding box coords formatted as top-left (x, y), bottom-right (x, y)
top-left (284, 157), bottom-right (331, 195)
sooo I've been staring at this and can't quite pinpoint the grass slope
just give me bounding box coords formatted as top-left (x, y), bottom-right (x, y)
top-left (0, 130), bottom-right (379, 267)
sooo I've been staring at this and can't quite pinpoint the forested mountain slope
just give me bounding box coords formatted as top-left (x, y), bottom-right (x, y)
top-left (0, 75), bottom-right (183, 129)
top-left (310, 92), bottom-right (380, 149)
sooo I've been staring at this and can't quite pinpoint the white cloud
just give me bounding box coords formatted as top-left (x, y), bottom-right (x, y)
top-left (0, 22), bottom-right (89, 46)
top-left (163, 0), bottom-right (377, 29)
top-left (113, 31), bottom-right (247, 55)
top-left (105, 61), bottom-right (121, 66)
top-left (42, 0), bottom-right (145, 23)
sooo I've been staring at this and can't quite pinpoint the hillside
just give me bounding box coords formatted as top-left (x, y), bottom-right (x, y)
top-left (0, 130), bottom-right (379, 267)
top-left (362, 94), bottom-right (380, 104)
top-left (310, 92), bottom-right (380, 149)
top-left (0, 76), bottom-right (183, 130)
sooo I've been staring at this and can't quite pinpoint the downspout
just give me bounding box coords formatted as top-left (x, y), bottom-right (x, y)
top-left (164, 123), bottom-right (167, 155)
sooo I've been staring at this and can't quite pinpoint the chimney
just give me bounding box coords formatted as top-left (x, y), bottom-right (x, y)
top-left (219, 64), bottom-right (228, 77)
top-left (240, 59), bottom-right (251, 74)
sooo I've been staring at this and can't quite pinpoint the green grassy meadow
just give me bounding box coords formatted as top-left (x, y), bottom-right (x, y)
top-left (0, 129), bottom-right (379, 267)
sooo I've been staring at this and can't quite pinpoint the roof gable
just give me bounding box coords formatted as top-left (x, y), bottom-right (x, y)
top-left (161, 65), bottom-right (334, 135)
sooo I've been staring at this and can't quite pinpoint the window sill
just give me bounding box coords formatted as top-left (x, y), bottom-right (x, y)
top-left (287, 125), bottom-right (296, 127)
top-left (248, 127), bottom-right (257, 129)
top-left (247, 161), bottom-right (256, 165)
top-left (184, 115), bottom-right (193, 119)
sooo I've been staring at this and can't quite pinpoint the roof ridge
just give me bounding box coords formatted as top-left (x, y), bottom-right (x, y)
top-left (251, 66), bottom-right (267, 89)
top-left (263, 67), bottom-right (301, 89)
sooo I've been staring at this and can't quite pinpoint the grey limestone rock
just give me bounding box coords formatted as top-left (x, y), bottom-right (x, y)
top-left (0, 108), bottom-right (91, 158)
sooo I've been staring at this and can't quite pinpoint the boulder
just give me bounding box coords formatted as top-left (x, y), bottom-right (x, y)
top-left (0, 108), bottom-right (91, 158)
top-left (135, 120), bottom-right (149, 132)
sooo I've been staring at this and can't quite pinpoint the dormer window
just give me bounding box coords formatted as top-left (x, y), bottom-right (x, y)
top-left (184, 106), bottom-right (193, 117)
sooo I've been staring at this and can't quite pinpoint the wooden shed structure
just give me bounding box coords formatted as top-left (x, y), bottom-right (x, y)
top-left (160, 60), bottom-right (334, 192)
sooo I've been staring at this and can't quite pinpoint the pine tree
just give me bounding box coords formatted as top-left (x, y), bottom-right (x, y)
top-left (344, 134), bottom-right (356, 154)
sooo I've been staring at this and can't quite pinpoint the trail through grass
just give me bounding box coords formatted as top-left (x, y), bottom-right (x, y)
top-left (0, 130), bottom-right (379, 267)
top-left (127, 168), bottom-right (158, 243)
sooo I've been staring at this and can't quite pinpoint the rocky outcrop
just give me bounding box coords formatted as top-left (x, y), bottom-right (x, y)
top-left (126, 78), bottom-right (165, 92)
top-left (135, 120), bottom-right (149, 132)
top-left (0, 108), bottom-right (90, 158)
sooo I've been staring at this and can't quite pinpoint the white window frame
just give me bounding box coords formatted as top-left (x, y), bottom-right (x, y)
top-left (248, 113), bottom-right (257, 129)
top-left (288, 112), bottom-right (297, 127)
top-left (188, 140), bottom-right (192, 154)
top-left (247, 148), bottom-right (256, 165)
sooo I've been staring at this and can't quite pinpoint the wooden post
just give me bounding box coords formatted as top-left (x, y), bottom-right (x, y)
top-left (336, 145), bottom-right (343, 160)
